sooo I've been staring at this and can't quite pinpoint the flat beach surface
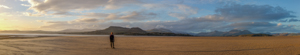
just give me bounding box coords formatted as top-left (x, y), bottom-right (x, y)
top-left (1, 36), bottom-right (300, 55)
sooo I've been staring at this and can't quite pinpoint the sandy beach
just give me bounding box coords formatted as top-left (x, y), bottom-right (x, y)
top-left (0, 36), bottom-right (300, 55)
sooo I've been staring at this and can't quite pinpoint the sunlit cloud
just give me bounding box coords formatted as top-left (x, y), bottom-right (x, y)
top-left (20, 0), bottom-right (28, 2)
top-left (0, 18), bottom-right (7, 21)
top-left (0, 5), bottom-right (10, 9)
top-left (0, 13), bottom-right (13, 16)
top-left (22, 12), bottom-right (42, 16)
top-left (21, 4), bottom-right (31, 7)
top-left (26, 0), bottom-right (141, 15)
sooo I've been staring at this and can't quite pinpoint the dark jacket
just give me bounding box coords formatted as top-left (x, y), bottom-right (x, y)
top-left (110, 35), bottom-right (114, 42)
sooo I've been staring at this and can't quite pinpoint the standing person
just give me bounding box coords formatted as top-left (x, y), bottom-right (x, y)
top-left (110, 32), bottom-right (115, 49)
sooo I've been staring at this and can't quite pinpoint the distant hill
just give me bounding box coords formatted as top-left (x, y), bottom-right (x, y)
top-left (272, 33), bottom-right (300, 36)
top-left (146, 28), bottom-right (172, 33)
top-left (127, 27), bottom-right (147, 33)
top-left (61, 26), bottom-right (191, 36)
top-left (60, 29), bottom-right (97, 32)
top-left (196, 30), bottom-right (253, 36)
top-left (223, 30), bottom-right (253, 36)
top-left (239, 34), bottom-right (273, 37)
top-left (99, 26), bottom-right (131, 34)
top-left (196, 31), bottom-right (224, 36)
top-left (85, 26), bottom-right (146, 34)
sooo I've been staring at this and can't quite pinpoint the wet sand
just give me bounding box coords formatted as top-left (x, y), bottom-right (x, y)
top-left (1, 36), bottom-right (300, 55)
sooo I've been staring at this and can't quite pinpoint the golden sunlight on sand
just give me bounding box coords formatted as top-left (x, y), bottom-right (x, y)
top-left (0, 36), bottom-right (300, 55)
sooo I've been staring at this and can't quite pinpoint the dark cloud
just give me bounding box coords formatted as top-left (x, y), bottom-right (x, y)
top-left (215, 3), bottom-right (296, 22)
top-left (219, 22), bottom-right (299, 33)
top-left (278, 18), bottom-right (300, 22)
top-left (289, 19), bottom-right (300, 22)
top-left (221, 22), bottom-right (276, 30)
top-left (228, 22), bottom-right (275, 28)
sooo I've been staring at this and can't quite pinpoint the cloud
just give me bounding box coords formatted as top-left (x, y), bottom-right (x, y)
top-left (229, 22), bottom-right (274, 27)
top-left (180, 0), bottom-right (240, 4)
top-left (168, 13), bottom-right (187, 19)
top-left (168, 4), bottom-right (198, 19)
top-left (220, 22), bottom-right (299, 33)
top-left (0, 5), bottom-right (10, 9)
top-left (142, 4), bottom-right (165, 9)
top-left (277, 23), bottom-right (282, 26)
top-left (36, 2), bottom-right (299, 33)
top-left (36, 20), bottom-right (46, 22)
top-left (0, 13), bottom-right (11, 16)
top-left (224, 22), bottom-right (275, 30)
top-left (38, 17), bottom-right (300, 33)
top-left (73, 18), bottom-right (102, 23)
top-left (215, 3), bottom-right (296, 22)
top-left (20, 0), bottom-right (28, 2)
top-left (38, 18), bottom-right (104, 29)
top-left (278, 18), bottom-right (300, 22)
top-left (105, 14), bottom-right (119, 20)
top-left (288, 19), bottom-right (300, 22)
top-left (142, 4), bottom-right (198, 19)
top-left (0, 18), bottom-right (7, 21)
top-left (81, 11), bottom-right (157, 21)
top-left (104, 0), bottom-right (141, 10)
top-left (176, 4), bottom-right (198, 14)
top-left (21, 4), bottom-right (31, 7)
top-left (27, 0), bottom-right (141, 15)
top-left (38, 15), bottom-right (225, 32)
top-left (81, 13), bottom-right (110, 18)
top-left (183, 15), bottom-right (225, 22)
top-left (45, 21), bottom-right (69, 24)
top-left (23, 12), bottom-right (42, 16)
top-left (119, 11), bottom-right (157, 21)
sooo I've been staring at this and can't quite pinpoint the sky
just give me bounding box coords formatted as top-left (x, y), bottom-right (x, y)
top-left (0, 0), bottom-right (299, 33)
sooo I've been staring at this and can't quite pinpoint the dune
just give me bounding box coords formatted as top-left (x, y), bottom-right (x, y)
top-left (0, 36), bottom-right (300, 55)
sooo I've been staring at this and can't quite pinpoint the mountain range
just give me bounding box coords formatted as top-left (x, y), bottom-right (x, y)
top-left (146, 28), bottom-right (173, 33)
top-left (60, 29), bottom-right (98, 32)
top-left (84, 26), bottom-right (147, 34)
top-left (61, 26), bottom-right (190, 36)
top-left (196, 30), bottom-right (253, 36)
top-left (2, 26), bottom-right (300, 36)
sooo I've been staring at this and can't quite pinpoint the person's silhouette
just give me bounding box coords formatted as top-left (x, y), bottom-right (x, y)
top-left (110, 32), bottom-right (115, 48)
